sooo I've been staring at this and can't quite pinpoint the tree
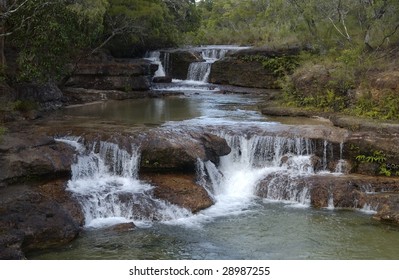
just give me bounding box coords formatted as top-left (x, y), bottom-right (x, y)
top-left (1, 0), bottom-right (107, 82)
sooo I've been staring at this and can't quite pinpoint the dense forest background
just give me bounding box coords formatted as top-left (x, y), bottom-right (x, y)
top-left (1, 0), bottom-right (399, 119)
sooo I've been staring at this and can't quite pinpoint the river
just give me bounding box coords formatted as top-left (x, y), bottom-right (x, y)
top-left (29, 46), bottom-right (399, 259)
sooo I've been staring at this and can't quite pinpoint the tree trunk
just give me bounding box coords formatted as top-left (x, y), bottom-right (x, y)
top-left (0, 24), bottom-right (5, 70)
top-left (0, 0), bottom-right (6, 69)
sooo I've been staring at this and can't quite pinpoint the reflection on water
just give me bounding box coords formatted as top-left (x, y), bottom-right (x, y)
top-left (62, 97), bottom-right (202, 125)
top-left (29, 202), bottom-right (399, 260)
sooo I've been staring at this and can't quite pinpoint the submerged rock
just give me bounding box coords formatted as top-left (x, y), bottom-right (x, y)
top-left (106, 222), bottom-right (135, 232)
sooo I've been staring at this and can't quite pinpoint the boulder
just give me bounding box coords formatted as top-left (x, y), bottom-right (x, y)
top-left (0, 181), bottom-right (83, 259)
top-left (15, 82), bottom-right (63, 111)
top-left (166, 50), bottom-right (203, 80)
top-left (370, 71), bottom-right (399, 91)
top-left (0, 133), bottom-right (75, 183)
top-left (143, 173), bottom-right (214, 213)
top-left (139, 130), bottom-right (231, 173)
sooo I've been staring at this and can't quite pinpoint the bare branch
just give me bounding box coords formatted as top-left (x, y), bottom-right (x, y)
top-left (0, 0), bottom-right (29, 20)
top-left (377, 23), bottom-right (399, 50)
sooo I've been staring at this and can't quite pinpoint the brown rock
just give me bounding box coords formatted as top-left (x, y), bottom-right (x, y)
top-left (106, 222), bottom-right (135, 232)
top-left (210, 57), bottom-right (278, 89)
top-left (0, 135), bottom-right (75, 183)
top-left (143, 173), bottom-right (214, 213)
top-left (0, 181), bottom-right (83, 259)
top-left (139, 130), bottom-right (230, 173)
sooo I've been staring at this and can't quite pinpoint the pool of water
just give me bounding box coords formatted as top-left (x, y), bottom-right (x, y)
top-left (29, 201), bottom-right (399, 260)
top-left (38, 81), bottom-right (399, 260)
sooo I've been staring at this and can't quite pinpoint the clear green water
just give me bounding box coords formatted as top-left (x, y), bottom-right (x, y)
top-left (29, 201), bottom-right (399, 260)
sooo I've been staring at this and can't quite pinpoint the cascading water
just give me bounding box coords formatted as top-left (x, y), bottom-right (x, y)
top-left (190, 134), bottom-right (322, 223)
top-left (186, 46), bottom-right (233, 83)
top-left (145, 51), bottom-right (166, 77)
top-left (60, 132), bottom-right (345, 228)
top-left (59, 138), bottom-right (191, 228)
top-left (187, 62), bottom-right (212, 82)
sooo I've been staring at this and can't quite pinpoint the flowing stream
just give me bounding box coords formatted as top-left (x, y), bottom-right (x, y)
top-left (30, 46), bottom-right (399, 259)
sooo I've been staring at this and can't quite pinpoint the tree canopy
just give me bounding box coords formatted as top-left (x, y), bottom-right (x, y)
top-left (1, 0), bottom-right (399, 82)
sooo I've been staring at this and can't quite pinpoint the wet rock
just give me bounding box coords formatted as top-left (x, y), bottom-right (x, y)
top-left (257, 173), bottom-right (399, 224)
top-left (65, 75), bottom-right (150, 91)
top-left (0, 181), bottom-right (83, 259)
top-left (167, 50), bottom-right (203, 80)
top-left (143, 173), bottom-right (214, 213)
top-left (140, 130), bottom-right (230, 173)
top-left (106, 222), bottom-right (135, 232)
top-left (371, 194), bottom-right (399, 224)
top-left (0, 132), bottom-right (75, 183)
top-left (152, 76), bottom-right (172, 83)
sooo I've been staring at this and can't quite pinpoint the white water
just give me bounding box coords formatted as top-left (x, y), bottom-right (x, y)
top-left (186, 46), bottom-right (234, 83)
top-left (145, 51), bottom-right (166, 77)
top-left (64, 139), bottom-right (191, 228)
top-left (61, 132), bottom-right (335, 229)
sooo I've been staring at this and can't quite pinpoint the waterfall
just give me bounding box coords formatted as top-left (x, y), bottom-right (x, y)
top-left (58, 132), bottom-right (347, 228)
top-left (195, 134), bottom-right (319, 215)
top-left (61, 138), bottom-right (191, 228)
top-left (187, 62), bottom-right (211, 82)
top-left (186, 46), bottom-right (232, 83)
top-left (145, 51), bottom-right (166, 77)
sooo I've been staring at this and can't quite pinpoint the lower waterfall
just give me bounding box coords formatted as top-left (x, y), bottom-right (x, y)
top-left (60, 138), bottom-right (191, 228)
top-left (59, 133), bottom-right (345, 228)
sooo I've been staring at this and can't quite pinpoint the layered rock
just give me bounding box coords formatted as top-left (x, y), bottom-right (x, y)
top-left (63, 58), bottom-right (156, 104)
top-left (209, 47), bottom-right (302, 89)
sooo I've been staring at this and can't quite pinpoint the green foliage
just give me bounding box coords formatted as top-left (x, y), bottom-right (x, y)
top-left (355, 150), bottom-right (386, 164)
top-left (241, 55), bottom-right (299, 76)
top-left (262, 56), bottom-right (300, 76)
top-left (354, 150), bottom-right (399, 177)
top-left (193, 0), bottom-right (399, 49)
top-left (12, 100), bottom-right (38, 113)
top-left (7, 0), bottom-right (106, 82)
top-left (353, 90), bottom-right (399, 120)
